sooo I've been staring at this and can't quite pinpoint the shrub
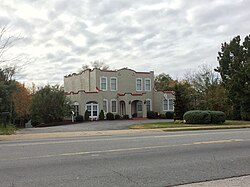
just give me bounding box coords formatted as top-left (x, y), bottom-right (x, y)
top-left (147, 111), bottom-right (156, 119)
top-left (75, 115), bottom-right (84, 122)
top-left (209, 111), bottom-right (225, 124)
top-left (84, 110), bottom-right (90, 121)
top-left (123, 114), bottom-right (129, 119)
top-left (183, 110), bottom-right (211, 124)
top-left (166, 111), bottom-right (174, 119)
top-left (160, 114), bottom-right (166, 119)
top-left (115, 114), bottom-right (121, 120)
top-left (99, 110), bottom-right (105, 120)
top-left (106, 112), bottom-right (114, 120)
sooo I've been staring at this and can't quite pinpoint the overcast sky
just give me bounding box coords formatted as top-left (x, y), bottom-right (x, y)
top-left (1, 0), bottom-right (250, 86)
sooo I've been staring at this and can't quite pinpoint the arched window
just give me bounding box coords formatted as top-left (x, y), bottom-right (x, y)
top-left (86, 101), bottom-right (99, 120)
top-left (73, 102), bottom-right (79, 116)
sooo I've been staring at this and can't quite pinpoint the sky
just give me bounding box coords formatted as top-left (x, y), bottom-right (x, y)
top-left (0, 0), bottom-right (250, 86)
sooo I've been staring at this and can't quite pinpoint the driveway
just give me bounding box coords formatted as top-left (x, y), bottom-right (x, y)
top-left (18, 119), bottom-right (173, 134)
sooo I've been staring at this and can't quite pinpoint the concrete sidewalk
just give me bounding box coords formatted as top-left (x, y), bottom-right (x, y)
top-left (178, 175), bottom-right (250, 187)
top-left (1, 124), bottom-right (250, 141)
top-left (0, 129), bottom-right (163, 141)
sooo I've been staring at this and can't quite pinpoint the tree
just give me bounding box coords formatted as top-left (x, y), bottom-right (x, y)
top-left (186, 65), bottom-right (231, 116)
top-left (215, 35), bottom-right (250, 120)
top-left (174, 81), bottom-right (194, 120)
top-left (30, 85), bottom-right (71, 126)
top-left (80, 60), bottom-right (109, 72)
top-left (154, 73), bottom-right (174, 91)
top-left (11, 82), bottom-right (32, 126)
top-left (0, 25), bottom-right (28, 125)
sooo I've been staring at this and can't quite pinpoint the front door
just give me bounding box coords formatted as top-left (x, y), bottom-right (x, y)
top-left (86, 103), bottom-right (99, 120)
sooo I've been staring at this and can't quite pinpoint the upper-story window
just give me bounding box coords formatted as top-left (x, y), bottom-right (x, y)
top-left (136, 78), bottom-right (142, 91)
top-left (145, 78), bottom-right (151, 91)
top-left (100, 77), bottom-right (107, 91)
top-left (110, 77), bottom-right (117, 91)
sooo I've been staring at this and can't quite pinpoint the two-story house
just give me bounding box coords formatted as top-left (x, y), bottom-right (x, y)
top-left (64, 68), bottom-right (174, 120)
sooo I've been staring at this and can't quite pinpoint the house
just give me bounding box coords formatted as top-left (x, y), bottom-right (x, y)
top-left (64, 68), bottom-right (174, 120)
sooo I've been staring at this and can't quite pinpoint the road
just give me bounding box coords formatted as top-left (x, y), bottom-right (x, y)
top-left (1, 129), bottom-right (250, 187)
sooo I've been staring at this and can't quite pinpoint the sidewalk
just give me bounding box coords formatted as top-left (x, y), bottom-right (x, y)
top-left (1, 124), bottom-right (250, 141)
top-left (177, 175), bottom-right (250, 187)
top-left (0, 129), bottom-right (163, 141)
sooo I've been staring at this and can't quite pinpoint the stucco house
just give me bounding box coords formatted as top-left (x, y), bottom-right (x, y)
top-left (64, 68), bottom-right (174, 120)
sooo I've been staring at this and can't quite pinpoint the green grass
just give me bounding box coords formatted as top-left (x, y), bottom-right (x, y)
top-left (129, 121), bottom-right (250, 129)
top-left (0, 124), bottom-right (16, 135)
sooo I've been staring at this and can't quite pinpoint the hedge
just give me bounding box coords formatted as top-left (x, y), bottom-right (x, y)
top-left (75, 115), bottom-right (84, 122)
top-left (183, 110), bottom-right (225, 124)
top-left (209, 111), bottom-right (226, 124)
top-left (165, 111), bottom-right (174, 119)
top-left (106, 112), bottom-right (115, 120)
top-left (147, 111), bottom-right (156, 119)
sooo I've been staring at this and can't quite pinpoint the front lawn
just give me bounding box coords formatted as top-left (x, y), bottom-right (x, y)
top-left (0, 125), bottom-right (16, 135)
top-left (129, 121), bottom-right (250, 129)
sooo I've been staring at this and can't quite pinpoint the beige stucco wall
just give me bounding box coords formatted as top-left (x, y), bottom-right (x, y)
top-left (64, 68), bottom-right (174, 119)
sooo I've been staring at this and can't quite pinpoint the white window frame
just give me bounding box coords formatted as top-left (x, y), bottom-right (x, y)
top-left (100, 77), bottom-right (107, 91)
top-left (168, 98), bottom-right (174, 111)
top-left (86, 103), bottom-right (99, 119)
top-left (136, 78), bottom-right (142, 91)
top-left (103, 99), bottom-right (108, 113)
top-left (144, 78), bottom-right (151, 91)
top-left (163, 99), bottom-right (169, 111)
top-left (111, 99), bottom-right (117, 113)
top-left (146, 99), bottom-right (152, 111)
top-left (163, 98), bottom-right (174, 111)
top-left (110, 77), bottom-right (117, 91)
top-left (73, 102), bottom-right (79, 116)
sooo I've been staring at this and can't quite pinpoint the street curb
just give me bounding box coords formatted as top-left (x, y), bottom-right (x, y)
top-left (1, 125), bottom-right (250, 141)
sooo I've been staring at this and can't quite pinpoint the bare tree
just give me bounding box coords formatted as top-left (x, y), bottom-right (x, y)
top-left (90, 60), bottom-right (109, 70)
top-left (79, 60), bottom-right (110, 72)
top-left (0, 25), bottom-right (30, 80)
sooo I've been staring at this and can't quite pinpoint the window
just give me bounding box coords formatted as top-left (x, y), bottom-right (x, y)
top-left (103, 99), bottom-right (108, 113)
top-left (169, 99), bottom-right (174, 111)
top-left (86, 102), bottom-right (99, 119)
top-left (110, 77), bottom-right (117, 91)
top-left (111, 99), bottom-right (117, 113)
top-left (100, 77), bottom-right (107, 91)
top-left (145, 78), bottom-right (151, 91)
top-left (163, 99), bottom-right (168, 111)
top-left (146, 99), bottom-right (151, 111)
top-left (163, 98), bottom-right (174, 111)
top-left (73, 102), bottom-right (79, 116)
top-left (136, 78), bottom-right (142, 91)
top-left (137, 101), bottom-right (142, 112)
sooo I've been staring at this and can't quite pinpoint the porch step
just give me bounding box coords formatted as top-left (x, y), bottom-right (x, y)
top-left (131, 117), bottom-right (148, 120)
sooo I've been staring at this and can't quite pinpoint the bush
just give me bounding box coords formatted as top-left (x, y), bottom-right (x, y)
top-left (166, 111), bottom-right (174, 119)
top-left (184, 110), bottom-right (226, 124)
top-left (183, 110), bottom-right (211, 124)
top-left (84, 110), bottom-right (90, 121)
top-left (147, 111), bottom-right (156, 119)
top-left (106, 112), bottom-right (114, 120)
top-left (99, 110), bottom-right (105, 120)
top-left (115, 114), bottom-right (121, 120)
top-left (123, 114), bottom-right (129, 119)
top-left (75, 115), bottom-right (84, 122)
top-left (209, 111), bottom-right (225, 124)
top-left (160, 114), bottom-right (166, 119)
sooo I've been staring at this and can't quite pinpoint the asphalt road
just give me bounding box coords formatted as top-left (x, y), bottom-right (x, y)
top-left (18, 119), bottom-right (172, 134)
top-left (1, 129), bottom-right (250, 187)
